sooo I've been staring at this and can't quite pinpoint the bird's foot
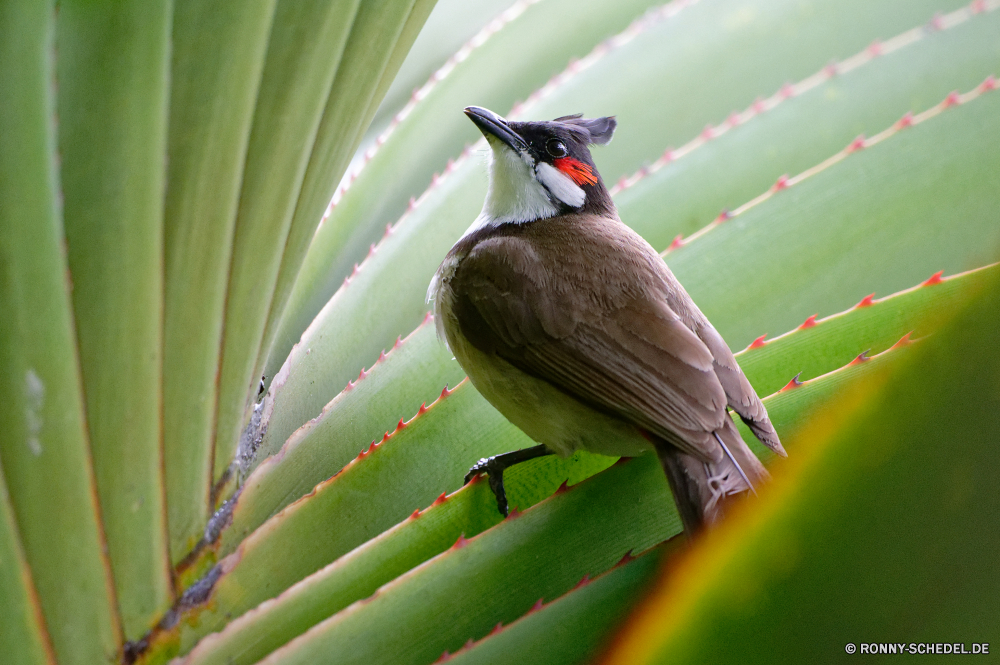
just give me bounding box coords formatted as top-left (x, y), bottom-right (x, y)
top-left (465, 455), bottom-right (510, 517)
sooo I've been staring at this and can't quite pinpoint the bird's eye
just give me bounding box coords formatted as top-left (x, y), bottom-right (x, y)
top-left (546, 138), bottom-right (568, 158)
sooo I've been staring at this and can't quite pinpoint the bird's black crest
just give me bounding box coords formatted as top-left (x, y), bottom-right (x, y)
top-left (553, 113), bottom-right (617, 145)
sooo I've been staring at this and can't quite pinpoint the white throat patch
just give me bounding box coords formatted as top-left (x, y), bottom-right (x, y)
top-left (461, 136), bottom-right (584, 239)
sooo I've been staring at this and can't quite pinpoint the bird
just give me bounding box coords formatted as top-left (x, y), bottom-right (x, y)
top-left (427, 106), bottom-right (786, 534)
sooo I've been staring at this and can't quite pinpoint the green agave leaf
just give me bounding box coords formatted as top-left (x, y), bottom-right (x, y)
top-left (178, 478), bottom-right (503, 665)
top-left (259, 0), bottom-right (988, 462)
top-left (0, 2), bottom-right (122, 662)
top-left (600, 256), bottom-right (1000, 665)
top-left (180, 380), bottom-right (532, 650)
top-left (615, 3), bottom-right (1000, 251)
top-left (365, 0), bottom-right (518, 139)
top-left (737, 264), bottom-right (999, 397)
top-left (0, 462), bottom-right (54, 664)
top-left (263, 0), bottom-right (665, 384)
top-left (445, 550), bottom-right (663, 665)
top-left (180, 448), bottom-right (617, 664)
top-left (208, 0), bottom-right (363, 504)
top-left (57, 0), bottom-right (173, 639)
top-left (230, 317), bottom-right (464, 544)
top-left (256, 0), bottom-right (433, 403)
top-left (668, 80), bottom-right (1000, 351)
top-left (255, 454), bottom-right (676, 665)
top-left (267, 0), bottom-right (975, 387)
top-left (162, 0), bottom-right (279, 562)
top-left (176, 331), bottom-right (907, 661)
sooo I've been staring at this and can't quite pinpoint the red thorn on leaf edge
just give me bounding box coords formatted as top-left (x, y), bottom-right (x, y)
top-left (981, 75), bottom-right (997, 92)
top-left (574, 575), bottom-right (591, 589)
top-left (378, 350), bottom-right (386, 363)
top-left (747, 334), bottom-right (768, 350)
top-left (506, 506), bottom-right (522, 520)
top-left (667, 234), bottom-right (684, 251)
top-left (451, 533), bottom-right (468, 550)
top-left (432, 492), bottom-right (448, 507)
top-left (922, 270), bottom-right (944, 286)
top-left (847, 135), bottom-right (866, 153)
top-left (896, 111), bottom-right (914, 129)
top-left (943, 91), bottom-right (961, 107)
top-left (465, 471), bottom-right (483, 486)
top-left (715, 209), bottom-right (731, 223)
top-left (410, 509), bottom-right (421, 520)
top-left (417, 402), bottom-right (428, 415)
top-left (727, 111), bottom-right (741, 127)
top-left (422, 311), bottom-right (434, 325)
top-left (555, 480), bottom-right (570, 494)
top-left (395, 418), bottom-right (406, 433)
top-left (971, 0), bottom-right (987, 13)
top-left (464, 639), bottom-right (475, 650)
top-left (867, 40), bottom-right (882, 57)
top-left (855, 293), bottom-right (876, 308)
top-left (407, 197), bottom-right (416, 211)
top-left (490, 623), bottom-right (504, 636)
top-left (393, 335), bottom-right (403, 350)
top-left (781, 373), bottom-right (804, 392)
top-left (772, 174), bottom-right (789, 191)
top-left (662, 147), bottom-right (676, 162)
top-left (752, 97), bottom-right (767, 114)
top-left (440, 385), bottom-right (453, 399)
top-left (929, 12), bottom-right (945, 30)
top-left (780, 82), bottom-right (795, 99)
top-left (798, 314), bottom-right (818, 330)
top-left (823, 61), bottom-right (838, 77)
top-left (530, 599), bottom-right (544, 613)
top-left (701, 124), bottom-right (715, 140)
top-left (616, 550), bottom-right (636, 567)
top-left (891, 332), bottom-right (914, 350)
top-left (435, 651), bottom-right (451, 663)
top-left (850, 350), bottom-right (871, 366)
top-left (351, 263), bottom-right (360, 278)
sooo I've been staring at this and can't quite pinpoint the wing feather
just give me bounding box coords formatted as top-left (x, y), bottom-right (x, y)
top-left (452, 233), bottom-right (730, 461)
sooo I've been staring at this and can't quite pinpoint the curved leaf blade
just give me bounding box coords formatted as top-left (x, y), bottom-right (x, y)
top-left (57, 0), bottom-right (173, 638)
top-left (0, 0), bottom-right (122, 660)
top-left (600, 255), bottom-right (1000, 665)
top-left (163, 0), bottom-right (279, 561)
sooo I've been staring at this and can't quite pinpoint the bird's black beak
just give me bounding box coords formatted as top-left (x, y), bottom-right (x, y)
top-left (465, 106), bottom-right (528, 153)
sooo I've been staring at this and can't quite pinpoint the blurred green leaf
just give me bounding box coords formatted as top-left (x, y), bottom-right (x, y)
top-left (0, 1), bottom-right (122, 661)
top-left (256, 0), bottom-right (434, 404)
top-left (0, 456), bottom-right (55, 665)
top-left (162, 0), bottom-right (278, 562)
top-left (615, 5), bottom-right (1000, 250)
top-left (57, 0), bottom-right (173, 638)
top-left (601, 251), bottom-right (1000, 665)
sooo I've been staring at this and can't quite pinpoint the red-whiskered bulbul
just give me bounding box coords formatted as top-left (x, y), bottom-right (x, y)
top-left (428, 106), bottom-right (786, 534)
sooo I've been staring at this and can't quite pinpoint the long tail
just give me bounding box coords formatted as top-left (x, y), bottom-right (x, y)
top-left (655, 419), bottom-right (769, 534)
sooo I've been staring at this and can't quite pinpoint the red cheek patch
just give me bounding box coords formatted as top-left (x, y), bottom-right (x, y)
top-left (553, 157), bottom-right (597, 186)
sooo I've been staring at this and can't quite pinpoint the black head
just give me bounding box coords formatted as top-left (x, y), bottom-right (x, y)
top-left (464, 106), bottom-right (617, 220)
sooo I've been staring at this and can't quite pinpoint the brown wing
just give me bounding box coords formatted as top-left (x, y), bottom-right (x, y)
top-left (450, 232), bottom-right (731, 462)
top-left (657, 270), bottom-right (786, 457)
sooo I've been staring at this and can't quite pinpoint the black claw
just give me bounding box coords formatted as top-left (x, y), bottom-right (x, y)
top-left (463, 445), bottom-right (553, 518)
top-left (464, 455), bottom-right (509, 516)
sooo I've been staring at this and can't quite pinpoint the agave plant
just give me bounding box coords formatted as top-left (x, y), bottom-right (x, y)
top-left (1, 0), bottom-right (998, 663)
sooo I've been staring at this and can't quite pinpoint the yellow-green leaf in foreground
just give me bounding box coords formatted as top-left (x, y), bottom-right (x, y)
top-left (601, 257), bottom-right (1000, 665)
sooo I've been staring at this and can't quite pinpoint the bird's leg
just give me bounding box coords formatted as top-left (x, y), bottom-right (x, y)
top-left (464, 444), bottom-right (552, 516)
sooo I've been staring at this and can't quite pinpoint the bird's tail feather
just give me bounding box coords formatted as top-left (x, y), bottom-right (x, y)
top-left (655, 419), bottom-right (769, 533)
